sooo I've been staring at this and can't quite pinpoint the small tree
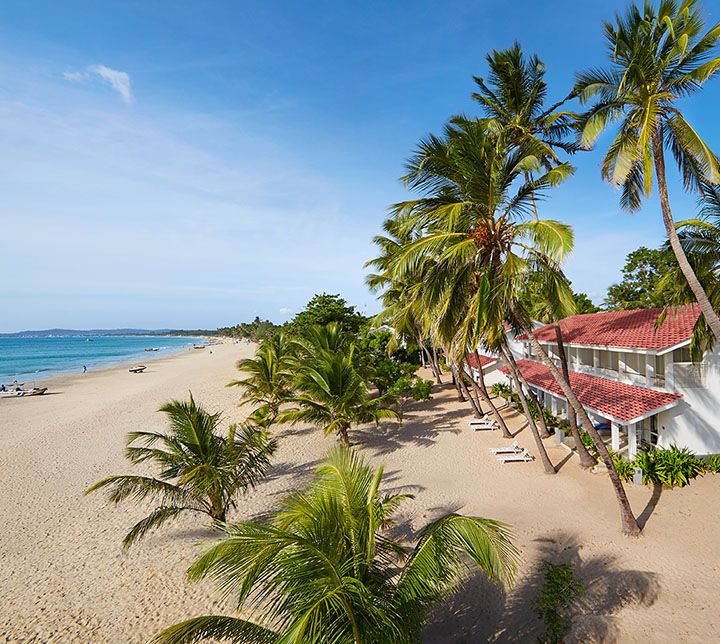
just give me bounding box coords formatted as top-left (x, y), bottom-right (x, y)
top-left (85, 396), bottom-right (277, 548)
top-left (287, 293), bottom-right (367, 336)
top-left (534, 560), bottom-right (585, 644)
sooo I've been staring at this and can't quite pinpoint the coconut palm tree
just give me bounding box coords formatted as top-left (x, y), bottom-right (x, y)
top-left (278, 324), bottom-right (400, 445)
top-left (227, 332), bottom-right (294, 426)
top-left (470, 42), bottom-right (578, 220)
top-left (389, 119), bottom-right (641, 534)
top-left (575, 0), bottom-right (720, 339)
top-left (153, 447), bottom-right (519, 644)
top-left (85, 396), bottom-right (277, 548)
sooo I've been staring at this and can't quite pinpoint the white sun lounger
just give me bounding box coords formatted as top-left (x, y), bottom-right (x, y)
top-left (466, 421), bottom-right (498, 431)
top-left (497, 449), bottom-right (534, 463)
top-left (489, 442), bottom-right (521, 454)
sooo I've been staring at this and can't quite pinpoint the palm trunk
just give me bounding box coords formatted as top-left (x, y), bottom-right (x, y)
top-left (554, 325), bottom-right (596, 468)
top-left (525, 171), bottom-right (539, 222)
top-left (432, 346), bottom-right (443, 384)
top-left (453, 364), bottom-right (483, 417)
top-left (471, 350), bottom-right (512, 438)
top-left (502, 347), bottom-right (556, 474)
top-left (527, 387), bottom-right (551, 439)
top-left (338, 426), bottom-right (350, 446)
top-left (652, 131), bottom-right (720, 341)
top-left (451, 366), bottom-right (466, 402)
top-left (518, 319), bottom-right (640, 535)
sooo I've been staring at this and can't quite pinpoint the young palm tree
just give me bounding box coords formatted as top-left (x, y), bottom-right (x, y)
top-left (279, 324), bottom-right (400, 445)
top-left (575, 0), bottom-right (720, 339)
top-left (227, 332), bottom-right (294, 426)
top-left (85, 396), bottom-right (277, 548)
top-left (153, 447), bottom-right (519, 644)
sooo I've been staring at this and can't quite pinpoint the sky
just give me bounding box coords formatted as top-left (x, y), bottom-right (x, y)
top-left (1, 0), bottom-right (719, 332)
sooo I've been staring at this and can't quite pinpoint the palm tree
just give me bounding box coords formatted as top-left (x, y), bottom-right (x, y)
top-left (575, 0), bottom-right (720, 339)
top-left (278, 324), bottom-right (400, 445)
top-left (389, 120), bottom-right (641, 534)
top-left (227, 332), bottom-right (294, 426)
top-left (470, 42), bottom-right (578, 220)
top-left (85, 396), bottom-right (277, 548)
top-left (153, 447), bottom-right (519, 644)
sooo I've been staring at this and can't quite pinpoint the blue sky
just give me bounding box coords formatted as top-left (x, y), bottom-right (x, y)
top-left (1, 0), bottom-right (719, 332)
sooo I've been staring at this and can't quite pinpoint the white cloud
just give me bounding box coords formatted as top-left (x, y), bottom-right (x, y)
top-left (63, 65), bottom-right (134, 104)
top-left (279, 307), bottom-right (291, 315)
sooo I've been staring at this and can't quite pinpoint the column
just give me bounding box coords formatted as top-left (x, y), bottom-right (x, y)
top-left (628, 422), bottom-right (638, 459)
top-left (645, 354), bottom-right (655, 387)
top-left (550, 396), bottom-right (558, 415)
top-left (593, 349), bottom-right (600, 369)
top-left (665, 351), bottom-right (674, 392)
top-left (611, 422), bottom-right (620, 451)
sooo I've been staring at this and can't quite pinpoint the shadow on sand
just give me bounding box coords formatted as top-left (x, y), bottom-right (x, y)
top-left (424, 531), bottom-right (660, 643)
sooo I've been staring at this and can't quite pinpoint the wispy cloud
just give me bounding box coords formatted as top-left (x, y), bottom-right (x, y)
top-left (63, 65), bottom-right (134, 103)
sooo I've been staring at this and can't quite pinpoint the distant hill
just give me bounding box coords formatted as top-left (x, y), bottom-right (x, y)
top-left (0, 328), bottom-right (216, 338)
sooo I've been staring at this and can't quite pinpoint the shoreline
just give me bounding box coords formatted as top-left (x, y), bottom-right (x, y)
top-left (0, 335), bottom-right (211, 388)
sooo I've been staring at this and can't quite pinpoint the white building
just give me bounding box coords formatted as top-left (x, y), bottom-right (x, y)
top-left (500, 304), bottom-right (720, 458)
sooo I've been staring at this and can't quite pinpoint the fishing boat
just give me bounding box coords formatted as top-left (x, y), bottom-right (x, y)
top-left (0, 386), bottom-right (47, 398)
top-left (144, 347), bottom-right (160, 352)
top-left (129, 365), bottom-right (147, 373)
top-left (193, 344), bottom-right (206, 350)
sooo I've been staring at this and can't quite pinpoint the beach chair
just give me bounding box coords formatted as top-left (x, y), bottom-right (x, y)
top-left (497, 449), bottom-right (534, 463)
top-left (489, 442), bottom-right (521, 454)
top-left (466, 420), bottom-right (498, 431)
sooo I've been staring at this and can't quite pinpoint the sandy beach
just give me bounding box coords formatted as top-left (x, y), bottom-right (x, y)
top-left (2, 341), bottom-right (719, 643)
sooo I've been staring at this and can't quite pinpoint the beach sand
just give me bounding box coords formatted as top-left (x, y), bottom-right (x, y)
top-left (1, 342), bottom-right (718, 642)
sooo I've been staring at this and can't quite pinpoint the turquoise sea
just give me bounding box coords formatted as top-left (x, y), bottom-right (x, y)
top-left (0, 336), bottom-right (204, 383)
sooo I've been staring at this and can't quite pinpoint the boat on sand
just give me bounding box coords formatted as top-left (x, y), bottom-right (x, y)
top-left (129, 366), bottom-right (147, 373)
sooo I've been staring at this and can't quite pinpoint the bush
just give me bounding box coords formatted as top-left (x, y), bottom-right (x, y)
top-left (612, 455), bottom-right (636, 482)
top-left (579, 430), bottom-right (599, 460)
top-left (410, 378), bottom-right (433, 401)
top-left (632, 445), bottom-right (705, 488)
top-left (706, 454), bottom-right (720, 474)
top-left (491, 382), bottom-right (511, 398)
top-left (534, 560), bottom-right (585, 644)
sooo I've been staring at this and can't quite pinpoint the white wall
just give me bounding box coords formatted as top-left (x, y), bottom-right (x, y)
top-left (658, 350), bottom-right (720, 456)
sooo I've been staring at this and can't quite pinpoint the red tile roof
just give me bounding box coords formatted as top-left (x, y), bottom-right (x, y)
top-left (466, 353), bottom-right (498, 369)
top-left (501, 359), bottom-right (682, 424)
top-left (525, 304), bottom-right (700, 351)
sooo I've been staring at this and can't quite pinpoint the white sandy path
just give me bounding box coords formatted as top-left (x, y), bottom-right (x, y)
top-left (1, 343), bottom-right (719, 643)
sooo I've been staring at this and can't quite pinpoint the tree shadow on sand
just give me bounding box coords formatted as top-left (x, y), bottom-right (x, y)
top-left (424, 531), bottom-right (660, 643)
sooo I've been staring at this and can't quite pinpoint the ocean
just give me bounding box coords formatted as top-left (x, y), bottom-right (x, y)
top-left (0, 336), bottom-right (204, 383)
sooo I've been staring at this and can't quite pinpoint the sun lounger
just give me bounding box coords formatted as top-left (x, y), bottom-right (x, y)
top-left (465, 416), bottom-right (498, 427)
top-left (497, 449), bottom-right (534, 463)
top-left (466, 421), bottom-right (498, 431)
top-left (489, 442), bottom-right (521, 454)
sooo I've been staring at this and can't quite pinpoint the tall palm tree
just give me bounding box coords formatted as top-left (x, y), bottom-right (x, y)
top-left (278, 324), bottom-right (400, 445)
top-left (470, 42), bottom-right (578, 220)
top-left (389, 120), bottom-right (641, 534)
top-left (153, 447), bottom-right (519, 644)
top-left (85, 396), bottom-right (277, 548)
top-left (575, 0), bottom-right (720, 339)
top-left (227, 332), bottom-right (294, 426)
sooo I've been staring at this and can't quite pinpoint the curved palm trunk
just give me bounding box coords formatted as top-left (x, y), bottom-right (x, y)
top-left (527, 388), bottom-right (550, 439)
top-left (338, 426), bottom-right (350, 446)
top-left (502, 347), bottom-right (556, 474)
top-left (432, 346), bottom-right (443, 384)
top-left (519, 321), bottom-right (640, 535)
top-left (471, 350), bottom-right (512, 438)
top-left (452, 368), bottom-right (467, 402)
top-left (453, 364), bottom-right (483, 417)
top-left (652, 132), bottom-right (720, 341)
top-left (554, 325), bottom-right (596, 468)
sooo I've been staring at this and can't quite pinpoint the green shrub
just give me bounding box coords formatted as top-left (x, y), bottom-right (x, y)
top-left (633, 445), bottom-right (705, 488)
top-left (491, 382), bottom-right (511, 398)
top-left (534, 560), bottom-right (585, 644)
top-left (578, 430), bottom-right (599, 459)
top-left (410, 378), bottom-right (433, 401)
top-left (612, 455), bottom-right (636, 482)
top-left (706, 454), bottom-right (720, 474)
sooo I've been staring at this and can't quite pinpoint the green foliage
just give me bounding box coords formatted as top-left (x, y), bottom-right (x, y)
top-left (411, 377), bottom-right (433, 400)
top-left (706, 454), bottom-right (720, 474)
top-left (278, 323), bottom-right (399, 444)
top-left (287, 293), bottom-right (367, 337)
top-left (579, 430), bottom-right (600, 460)
top-left (603, 246), bottom-right (676, 310)
top-left (354, 329), bottom-right (418, 395)
top-left (612, 455), bottom-right (636, 483)
top-left (218, 316), bottom-right (279, 341)
top-left (491, 382), bottom-right (512, 398)
top-left (533, 560), bottom-right (585, 644)
top-left (572, 291), bottom-right (600, 314)
top-left (154, 447), bottom-right (519, 644)
top-left (622, 445), bottom-right (706, 488)
top-left (85, 396), bottom-right (277, 547)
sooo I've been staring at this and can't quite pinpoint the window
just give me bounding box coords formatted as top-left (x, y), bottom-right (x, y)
top-left (622, 352), bottom-right (643, 375)
top-left (655, 354), bottom-right (665, 386)
top-left (577, 348), bottom-right (594, 367)
top-left (599, 350), bottom-right (619, 371)
top-left (673, 346), bottom-right (692, 363)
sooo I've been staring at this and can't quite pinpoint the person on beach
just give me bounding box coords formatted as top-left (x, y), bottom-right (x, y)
top-left (83, 365), bottom-right (87, 373)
